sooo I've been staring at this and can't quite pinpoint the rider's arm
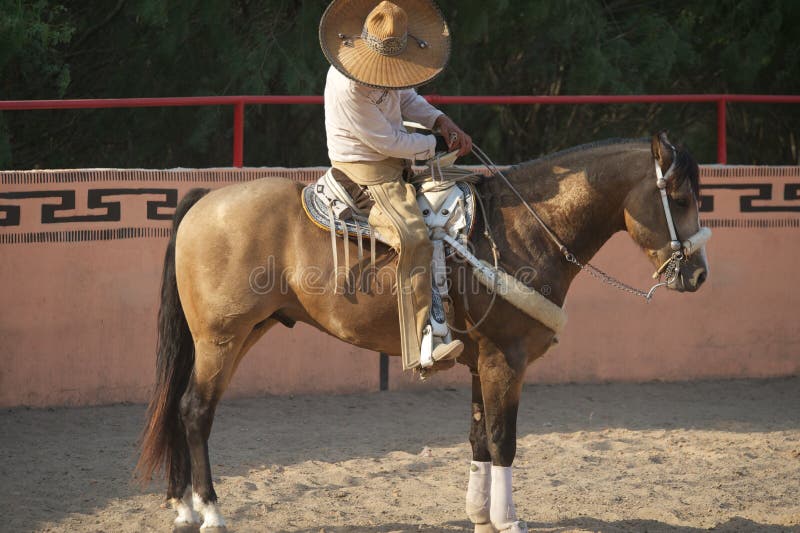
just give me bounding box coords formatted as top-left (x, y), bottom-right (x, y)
top-left (399, 89), bottom-right (444, 130)
top-left (337, 83), bottom-right (437, 161)
top-left (400, 88), bottom-right (472, 156)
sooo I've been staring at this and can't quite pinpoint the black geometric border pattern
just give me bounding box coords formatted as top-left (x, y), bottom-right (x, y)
top-left (0, 189), bottom-right (178, 226)
top-left (0, 168), bottom-right (326, 244)
top-left (1, 167), bottom-right (798, 244)
top-left (0, 227), bottom-right (171, 244)
top-left (0, 167), bottom-right (327, 186)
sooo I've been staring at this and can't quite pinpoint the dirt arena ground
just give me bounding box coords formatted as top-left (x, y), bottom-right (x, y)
top-left (1, 378), bottom-right (798, 533)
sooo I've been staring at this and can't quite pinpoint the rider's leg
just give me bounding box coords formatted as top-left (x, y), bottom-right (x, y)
top-left (368, 178), bottom-right (463, 368)
top-left (367, 177), bottom-right (433, 369)
top-left (332, 158), bottom-right (462, 369)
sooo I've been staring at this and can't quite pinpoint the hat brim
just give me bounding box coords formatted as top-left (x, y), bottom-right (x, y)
top-left (319, 0), bottom-right (451, 89)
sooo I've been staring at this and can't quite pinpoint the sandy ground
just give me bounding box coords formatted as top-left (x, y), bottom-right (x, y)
top-left (1, 378), bottom-right (798, 533)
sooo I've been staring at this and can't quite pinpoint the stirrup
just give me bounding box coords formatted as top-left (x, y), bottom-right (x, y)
top-left (420, 321), bottom-right (463, 369)
top-left (420, 325), bottom-right (435, 368)
top-left (417, 334), bottom-right (461, 381)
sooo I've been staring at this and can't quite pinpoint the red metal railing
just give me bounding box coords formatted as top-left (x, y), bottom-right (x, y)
top-left (2, 94), bottom-right (799, 166)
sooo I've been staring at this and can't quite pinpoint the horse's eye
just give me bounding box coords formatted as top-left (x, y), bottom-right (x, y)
top-left (673, 197), bottom-right (689, 208)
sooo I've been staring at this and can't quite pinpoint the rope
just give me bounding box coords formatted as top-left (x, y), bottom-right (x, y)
top-left (454, 180), bottom-right (500, 334)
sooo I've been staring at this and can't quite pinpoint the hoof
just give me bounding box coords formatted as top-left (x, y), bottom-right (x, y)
top-left (474, 523), bottom-right (498, 533)
top-left (199, 517), bottom-right (227, 530)
top-left (172, 498), bottom-right (201, 527)
top-left (174, 513), bottom-right (201, 526)
top-left (496, 520), bottom-right (527, 533)
top-left (199, 513), bottom-right (227, 531)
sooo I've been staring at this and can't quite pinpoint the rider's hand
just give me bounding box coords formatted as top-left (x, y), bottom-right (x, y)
top-left (433, 114), bottom-right (472, 157)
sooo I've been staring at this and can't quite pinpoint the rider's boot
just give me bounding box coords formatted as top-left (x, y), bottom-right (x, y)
top-left (432, 338), bottom-right (463, 362)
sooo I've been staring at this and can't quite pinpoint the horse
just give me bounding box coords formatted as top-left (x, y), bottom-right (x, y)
top-left (137, 132), bottom-right (709, 531)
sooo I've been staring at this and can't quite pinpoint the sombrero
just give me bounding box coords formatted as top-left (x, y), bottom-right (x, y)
top-left (319, 0), bottom-right (451, 89)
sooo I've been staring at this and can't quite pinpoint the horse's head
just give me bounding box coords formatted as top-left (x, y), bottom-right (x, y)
top-left (623, 132), bottom-right (710, 292)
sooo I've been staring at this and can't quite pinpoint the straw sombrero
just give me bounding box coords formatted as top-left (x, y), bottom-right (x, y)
top-left (319, 0), bottom-right (451, 89)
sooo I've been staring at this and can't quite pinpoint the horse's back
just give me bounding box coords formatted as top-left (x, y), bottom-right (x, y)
top-left (184, 176), bottom-right (303, 222)
top-left (178, 176), bottom-right (305, 244)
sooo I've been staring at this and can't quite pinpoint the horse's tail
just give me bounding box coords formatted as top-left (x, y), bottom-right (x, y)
top-left (136, 188), bottom-right (210, 486)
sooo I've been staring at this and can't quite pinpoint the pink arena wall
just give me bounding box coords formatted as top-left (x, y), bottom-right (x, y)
top-left (1, 166), bottom-right (798, 407)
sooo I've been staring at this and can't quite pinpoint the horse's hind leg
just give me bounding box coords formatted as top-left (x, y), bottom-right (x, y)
top-left (179, 331), bottom-right (249, 529)
top-left (167, 430), bottom-right (195, 526)
top-left (177, 318), bottom-right (276, 529)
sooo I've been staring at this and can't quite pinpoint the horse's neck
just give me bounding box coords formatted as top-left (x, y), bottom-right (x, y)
top-left (484, 144), bottom-right (651, 302)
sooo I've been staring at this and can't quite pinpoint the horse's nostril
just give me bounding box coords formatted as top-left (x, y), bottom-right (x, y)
top-left (696, 271), bottom-right (707, 286)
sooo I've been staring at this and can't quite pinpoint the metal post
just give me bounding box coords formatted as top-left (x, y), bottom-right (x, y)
top-left (379, 352), bottom-right (389, 391)
top-left (717, 98), bottom-right (727, 165)
top-left (233, 100), bottom-right (245, 167)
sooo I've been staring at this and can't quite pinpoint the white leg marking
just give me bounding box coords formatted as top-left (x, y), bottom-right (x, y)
top-left (466, 461), bottom-right (492, 525)
top-left (490, 466), bottom-right (527, 532)
top-left (193, 491), bottom-right (227, 529)
top-left (171, 496), bottom-right (201, 526)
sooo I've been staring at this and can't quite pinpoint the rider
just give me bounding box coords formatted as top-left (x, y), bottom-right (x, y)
top-left (319, 0), bottom-right (472, 370)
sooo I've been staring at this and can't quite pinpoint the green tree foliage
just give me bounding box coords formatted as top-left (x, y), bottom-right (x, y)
top-left (1, 0), bottom-right (75, 165)
top-left (0, 0), bottom-right (798, 169)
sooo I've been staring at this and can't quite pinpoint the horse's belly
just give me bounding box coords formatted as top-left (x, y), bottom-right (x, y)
top-left (288, 277), bottom-right (403, 355)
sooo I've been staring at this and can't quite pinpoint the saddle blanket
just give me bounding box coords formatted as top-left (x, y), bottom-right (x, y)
top-left (301, 170), bottom-right (478, 256)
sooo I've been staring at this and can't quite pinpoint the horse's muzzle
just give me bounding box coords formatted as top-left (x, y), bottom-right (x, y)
top-left (678, 265), bottom-right (708, 292)
top-left (671, 227), bottom-right (711, 293)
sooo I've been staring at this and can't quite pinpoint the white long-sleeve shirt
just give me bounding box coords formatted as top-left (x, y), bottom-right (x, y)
top-left (324, 66), bottom-right (443, 163)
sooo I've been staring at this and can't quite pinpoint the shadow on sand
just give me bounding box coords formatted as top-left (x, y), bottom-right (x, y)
top-left (173, 516), bottom-right (797, 532)
top-left (0, 377), bottom-right (797, 532)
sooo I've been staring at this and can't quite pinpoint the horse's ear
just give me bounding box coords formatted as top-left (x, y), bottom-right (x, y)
top-left (651, 130), bottom-right (674, 172)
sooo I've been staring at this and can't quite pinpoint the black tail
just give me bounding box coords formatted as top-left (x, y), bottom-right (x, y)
top-left (137, 188), bottom-right (210, 487)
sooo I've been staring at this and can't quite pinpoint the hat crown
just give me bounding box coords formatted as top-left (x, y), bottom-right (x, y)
top-left (365, 2), bottom-right (408, 40)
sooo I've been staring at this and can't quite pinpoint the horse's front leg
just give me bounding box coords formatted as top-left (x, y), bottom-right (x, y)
top-left (476, 346), bottom-right (528, 533)
top-left (467, 373), bottom-right (494, 532)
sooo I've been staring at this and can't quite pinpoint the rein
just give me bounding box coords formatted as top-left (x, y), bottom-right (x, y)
top-left (470, 143), bottom-right (709, 303)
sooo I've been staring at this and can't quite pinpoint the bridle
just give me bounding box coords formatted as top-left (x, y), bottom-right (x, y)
top-left (471, 143), bottom-right (712, 302)
top-left (645, 150), bottom-right (712, 297)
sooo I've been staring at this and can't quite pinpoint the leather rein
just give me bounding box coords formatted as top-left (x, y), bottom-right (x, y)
top-left (470, 143), bottom-right (711, 302)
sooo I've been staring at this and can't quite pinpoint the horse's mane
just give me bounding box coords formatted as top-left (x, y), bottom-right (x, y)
top-left (506, 137), bottom-right (700, 199)
top-left (672, 143), bottom-right (701, 200)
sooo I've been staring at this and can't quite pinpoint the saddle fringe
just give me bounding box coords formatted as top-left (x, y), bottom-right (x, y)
top-left (327, 201), bottom-right (379, 293)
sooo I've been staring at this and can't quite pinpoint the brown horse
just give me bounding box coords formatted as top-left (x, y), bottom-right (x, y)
top-left (137, 132), bottom-right (709, 531)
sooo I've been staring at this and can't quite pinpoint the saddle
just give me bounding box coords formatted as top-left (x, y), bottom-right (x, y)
top-left (301, 159), bottom-right (481, 260)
